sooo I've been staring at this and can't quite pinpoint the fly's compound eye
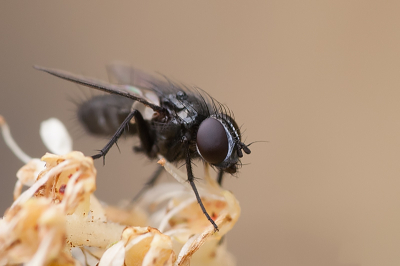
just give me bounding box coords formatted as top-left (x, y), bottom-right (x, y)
top-left (196, 118), bottom-right (229, 164)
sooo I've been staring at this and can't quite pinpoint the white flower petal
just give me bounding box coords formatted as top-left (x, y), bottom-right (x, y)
top-left (40, 118), bottom-right (72, 155)
top-left (3, 148), bottom-right (240, 265)
top-left (98, 241), bottom-right (125, 266)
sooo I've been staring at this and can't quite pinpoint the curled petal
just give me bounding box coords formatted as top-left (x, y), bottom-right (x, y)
top-left (176, 191), bottom-right (240, 266)
top-left (98, 241), bottom-right (126, 266)
top-left (14, 159), bottom-right (46, 200)
top-left (10, 152), bottom-right (97, 216)
top-left (0, 198), bottom-right (76, 265)
top-left (99, 226), bottom-right (175, 266)
top-left (0, 115), bottom-right (32, 163)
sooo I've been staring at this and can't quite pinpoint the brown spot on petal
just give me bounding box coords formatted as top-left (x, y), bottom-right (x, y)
top-left (59, 184), bottom-right (66, 194)
top-left (215, 200), bottom-right (226, 209)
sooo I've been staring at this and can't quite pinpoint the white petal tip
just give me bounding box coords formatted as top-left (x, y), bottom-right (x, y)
top-left (40, 118), bottom-right (73, 155)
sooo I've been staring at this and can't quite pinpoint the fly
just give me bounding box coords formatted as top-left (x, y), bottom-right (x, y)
top-left (34, 64), bottom-right (251, 231)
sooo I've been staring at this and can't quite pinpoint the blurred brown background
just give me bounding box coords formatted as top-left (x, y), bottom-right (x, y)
top-left (1, 1), bottom-right (400, 265)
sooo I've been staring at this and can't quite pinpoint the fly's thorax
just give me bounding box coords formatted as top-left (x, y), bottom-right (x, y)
top-left (160, 91), bottom-right (200, 125)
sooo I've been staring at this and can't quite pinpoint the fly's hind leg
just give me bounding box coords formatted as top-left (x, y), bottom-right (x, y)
top-left (91, 109), bottom-right (153, 163)
top-left (131, 166), bottom-right (163, 202)
top-left (90, 108), bottom-right (161, 203)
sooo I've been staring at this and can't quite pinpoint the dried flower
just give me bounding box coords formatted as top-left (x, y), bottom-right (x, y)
top-left (0, 116), bottom-right (240, 265)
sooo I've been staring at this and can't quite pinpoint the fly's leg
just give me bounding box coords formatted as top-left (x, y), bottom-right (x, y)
top-left (184, 138), bottom-right (219, 232)
top-left (216, 169), bottom-right (225, 243)
top-left (131, 166), bottom-right (163, 202)
top-left (217, 170), bottom-right (224, 186)
top-left (91, 109), bottom-right (153, 163)
top-left (90, 108), bottom-right (160, 203)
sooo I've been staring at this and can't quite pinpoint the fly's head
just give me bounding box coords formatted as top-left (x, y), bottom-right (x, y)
top-left (196, 114), bottom-right (250, 174)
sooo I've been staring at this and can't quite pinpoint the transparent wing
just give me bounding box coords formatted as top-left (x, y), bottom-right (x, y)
top-left (34, 65), bottom-right (164, 113)
top-left (106, 63), bottom-right (192, 98)
top-left (105, 63), bottom-right (165, 107)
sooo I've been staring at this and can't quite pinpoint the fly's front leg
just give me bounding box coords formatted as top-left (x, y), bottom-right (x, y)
top-left (92, 109), bottom-right (153, 163)
top-left (217, 170), bottom-right (224, 186)
top-left (183, 136), bottom-right (219, 232)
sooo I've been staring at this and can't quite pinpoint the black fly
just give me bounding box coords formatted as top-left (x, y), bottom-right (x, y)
top-left (34, 64), bottom-right (251, 231)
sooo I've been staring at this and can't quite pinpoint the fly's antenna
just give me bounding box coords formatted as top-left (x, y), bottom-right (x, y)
top-left (237, 142), bottom-right (251, 158)
top-left (237, 140), bottom-right (267, 157)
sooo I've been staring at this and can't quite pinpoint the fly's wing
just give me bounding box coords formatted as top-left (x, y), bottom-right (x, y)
top-left (105, 63), bottom-right (206, 118)
top-left (105, 63), bottom-right (164, 107)
top-left (105, 62), bottom-right (176, 99)
top-left (33, 65), bottom-right (164, 113)
top-left (107, 63), bottom-right (222, 124)
top-left (105, 63), bottom-right (171, 120)
top-left (106, 62), bottom-right (160, 89)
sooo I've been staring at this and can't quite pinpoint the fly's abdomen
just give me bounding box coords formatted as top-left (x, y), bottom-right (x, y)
top-left (78, 95), bottom-right (136, 136)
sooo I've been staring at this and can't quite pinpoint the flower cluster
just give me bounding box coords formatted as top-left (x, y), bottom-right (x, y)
top-left (0, 116), bottom-right (240, 265)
